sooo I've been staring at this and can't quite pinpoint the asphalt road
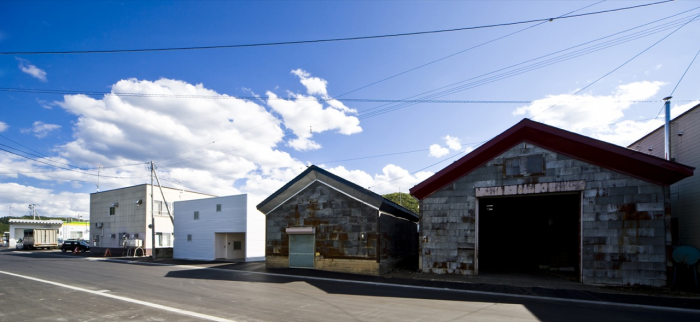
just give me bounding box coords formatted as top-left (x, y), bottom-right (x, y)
top-left (1, 249), bottom-right (698, 322)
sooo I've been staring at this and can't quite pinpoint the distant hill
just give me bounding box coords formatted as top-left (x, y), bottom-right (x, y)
top-left (382, 192), bottom-right (419, 215)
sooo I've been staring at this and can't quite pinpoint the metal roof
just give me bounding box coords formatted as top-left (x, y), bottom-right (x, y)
top-left (256, 165), bottom-right (419, 222)
top-left (9, 219), bottom-right (63, 225)
top-left (411, 118), bottom-right (695, 200)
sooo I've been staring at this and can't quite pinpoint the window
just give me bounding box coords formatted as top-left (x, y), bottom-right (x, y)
top-left (233, 241), bottom-right (242, 250)
top-left (154, 200), bottom-right (164, 215)
top-left (109, 207), bottom-right (116, 215)
top-left (504, 158), bottom-right (520, 176)
top-left (187, 234), bottom-right (192, 242)
top-left (194, 211), bottom-right (199, 220)
top-left (504, 155), bottom-right (544, 177)
top-left (155, 233), bottom-right (173, 247)
top-left (216, 204), bottom-right (222, 212)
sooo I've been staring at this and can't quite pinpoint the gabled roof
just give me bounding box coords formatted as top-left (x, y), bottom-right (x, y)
top-left (410, 119), bottom-right (695, 200)
top-left (257, 165), bottom-right (418, 222)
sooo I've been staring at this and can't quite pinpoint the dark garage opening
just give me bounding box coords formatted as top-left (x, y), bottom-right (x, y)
top-left (478, 193), bottom-right (580, 275)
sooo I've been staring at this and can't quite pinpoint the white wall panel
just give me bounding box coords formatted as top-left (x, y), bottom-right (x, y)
top-left (174, 194), bottom-right (264, 261)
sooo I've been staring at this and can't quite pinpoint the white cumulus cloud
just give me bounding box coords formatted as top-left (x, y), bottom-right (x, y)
top-left (326, 164), bottom-right (433, 195)
top-left (513, 81), bottom-right (674, 146)
top-left (0, 121), bottom-right (8, 132)
top-left (0, 182), bottom-right (88, 218)
top-left (429, 135), bottom-right (462, 157)
top-left (429, 144), bottom-right (449, 157)
top-left (266, 70), bottom-right (361, 151)
top-left (21, 121), bottom-right (60, 138)
top-left (444, 135), bottom-right (461, 150)
top-left (514, 81), bottom-right (665, 132)
top-left (0, 73), bottom-right (369, 218)
top-left (17, 58), bottom-right (47, 81)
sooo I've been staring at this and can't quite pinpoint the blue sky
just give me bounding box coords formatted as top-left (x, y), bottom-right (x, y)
top-left (1, 0), bottom-right (699, 218)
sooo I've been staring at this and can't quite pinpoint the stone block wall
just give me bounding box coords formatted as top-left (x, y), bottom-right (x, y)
top-left (420, 142), bottom-right (672, 286)
top-left (266, 181), bottom-right (379, 267)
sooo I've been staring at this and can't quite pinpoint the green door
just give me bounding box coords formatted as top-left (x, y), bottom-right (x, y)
top-left (289, 234), bottom-right (314, 269)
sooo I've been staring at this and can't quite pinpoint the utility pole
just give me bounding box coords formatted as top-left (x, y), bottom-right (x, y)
top-left (96, 164), bottom-right (101, 192)
top-left (28, 204), bottom-right (38, 220)
top-left (150, 161), bottom-right (156, 260)
top-left (663, 96), bottom-right (672, 161)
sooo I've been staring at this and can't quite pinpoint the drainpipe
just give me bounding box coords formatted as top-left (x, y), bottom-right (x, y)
top-left (663, 96), bottom-right (672, 161)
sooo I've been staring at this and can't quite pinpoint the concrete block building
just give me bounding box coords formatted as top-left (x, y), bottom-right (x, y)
top-left (257, 166), bottom-right (419, 276)
top-left (173, 194), bottom-right (265, 261)
top-left (629, 103), bottom-right (700, 251)
top-left (410, 119), bottom-right (694, 286)
top-left (90, 184), bottom-right (215, 256)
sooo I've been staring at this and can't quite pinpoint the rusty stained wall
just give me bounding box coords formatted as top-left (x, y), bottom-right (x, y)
top-left (266, 181), bottom-right (378, 261)
top-left (420, 142), bottom-right (671, 286)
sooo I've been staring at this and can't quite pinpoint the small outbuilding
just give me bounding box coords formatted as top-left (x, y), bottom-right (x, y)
top-left (410, 119), bottom-right (694, 286)
top-left (257, 165), bottom-right (419, 275)
top-left (9, 219), bottom-right (63, 247)
top-left (173, 194), bottom-right (265, 261)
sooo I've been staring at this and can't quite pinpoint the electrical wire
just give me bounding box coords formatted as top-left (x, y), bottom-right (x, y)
top-left (335, 0), bottom-right (608, 98)
top-left (0, 1), bottom-right (673, 55)
top-left (0, 147), bottom-right (147, 179)
top-left (354, 11), bottom-right (700, 121)
top-left (532, 12), bottom-right (700, 120)
top-left (641, 41), bottom-right (700, 136)
top-left (368, 141), bottom-right (488, 190)
top-left (670, 44), bottom-right (700, 97)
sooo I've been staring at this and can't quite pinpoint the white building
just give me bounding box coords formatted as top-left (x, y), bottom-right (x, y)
top-left (173, 194), bottom-right (265, 261)
top-left (90, 184), bottom-right (215, 256)
top-left (61, 220), bottom-right (90, 241)
top-left (8, 219), bottom-right (63, 247)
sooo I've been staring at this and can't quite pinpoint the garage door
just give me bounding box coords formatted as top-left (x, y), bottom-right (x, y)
top-left (289, 234), bottom-right (314, 269)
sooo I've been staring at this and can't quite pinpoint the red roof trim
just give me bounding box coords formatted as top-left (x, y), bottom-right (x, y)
top-left (410, 119), bottom-right (695, 200)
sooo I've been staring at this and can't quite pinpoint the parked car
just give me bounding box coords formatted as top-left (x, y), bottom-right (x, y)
top-left (61, 240), bottom-right (90, 253)
top-left (15, 239), bottom-right (24, 250)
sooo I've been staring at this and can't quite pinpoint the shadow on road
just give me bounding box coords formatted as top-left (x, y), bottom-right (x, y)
top-left (159, 264), bottom-right (700, 321)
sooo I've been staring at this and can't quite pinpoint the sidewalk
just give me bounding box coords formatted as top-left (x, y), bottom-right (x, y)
top-left (100, 254), bottom-right (700, 311)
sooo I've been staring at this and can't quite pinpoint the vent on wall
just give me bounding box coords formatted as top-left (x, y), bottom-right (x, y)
top-left (95, 222), bottom-right (103, 228)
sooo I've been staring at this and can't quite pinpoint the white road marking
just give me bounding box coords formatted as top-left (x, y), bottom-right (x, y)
top-left (0, 270), bottom-right (236, 322)
top-left (98, 259), bottom-right (700, 315)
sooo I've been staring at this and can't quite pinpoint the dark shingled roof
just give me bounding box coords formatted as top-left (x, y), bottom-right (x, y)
top-left (256, 165), bottom-right (419, 222)
top-left (411, 118), bottom-right (695, 200)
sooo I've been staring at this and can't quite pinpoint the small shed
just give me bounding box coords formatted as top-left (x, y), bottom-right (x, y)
top-left (9, 219), bottom-right (63, 247)
top-left (410, 119), bottom-right (694, 286)
top-left (257, 165), bottom-right (419, 275)
top-left (173, 194), bottom-right (265, 261)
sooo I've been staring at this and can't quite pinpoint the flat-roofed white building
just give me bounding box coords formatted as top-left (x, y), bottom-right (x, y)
top-left (61, 220), bottom-right (90, 241)
top-left (8, 219), bottom-right (63, 247)
top-left (90, 184), bottom-right (215, 256)
top-left (174, 194), bottom-right (265, 261)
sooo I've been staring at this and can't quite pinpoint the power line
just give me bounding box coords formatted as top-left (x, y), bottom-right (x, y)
top-left (368, 142), bottom-right (487, 190)
top-left (0, 1), bottom-right (674, 55)
top-left (335, 0), bottom-right (608, 98)
top-left (0, 147), bottom-right (146, 179)
top-left (670, 44), bottom-right (700, 96)
top-left (642, 39), bottom-right (700, 135)
top-left (0, 133), bottom-right (145, 171)
top-left (2, 88), bottom-right (696, 105)
top-left (532, 12), bottom-right (700, 120)
top-left (354, 12), bottom-right (700, 120)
